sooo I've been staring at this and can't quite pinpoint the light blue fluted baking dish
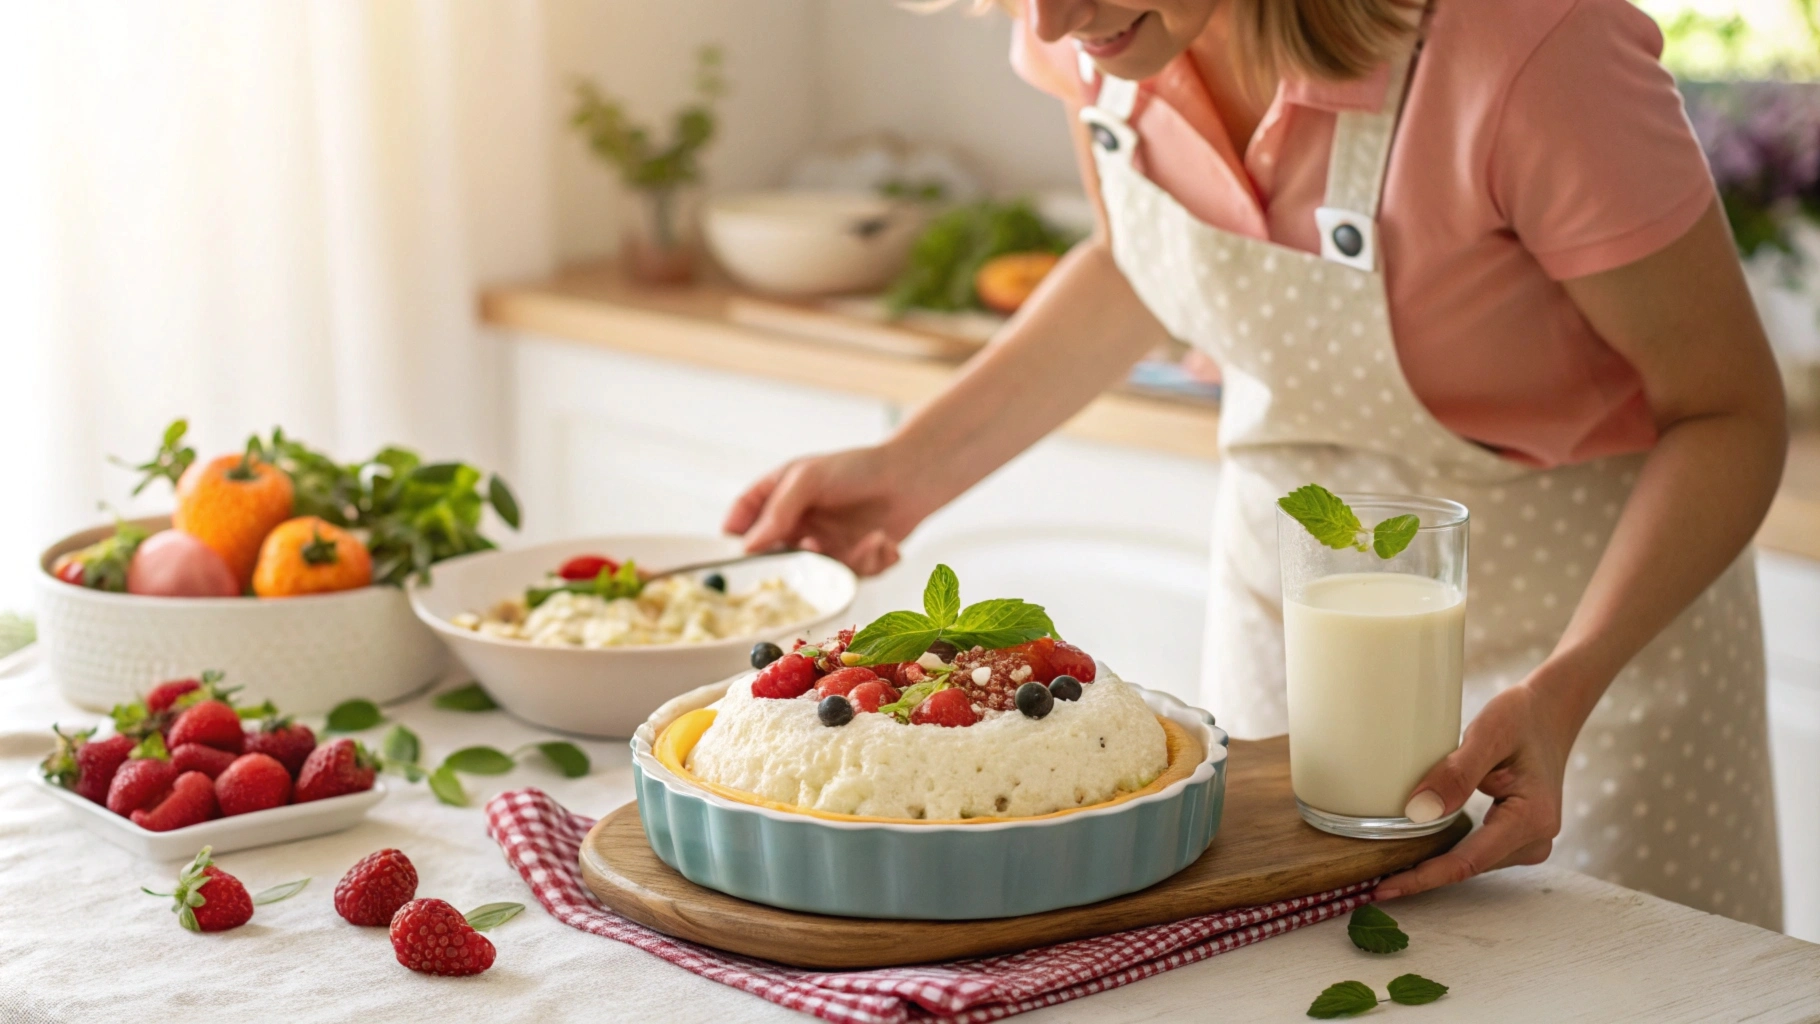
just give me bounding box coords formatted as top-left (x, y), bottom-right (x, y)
top-left (629, 672), bottom-right (1228, 920)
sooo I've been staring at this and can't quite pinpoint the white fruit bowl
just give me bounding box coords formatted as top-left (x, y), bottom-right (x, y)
top-left (704, 190), bottom-right (928, 296)
top-left (407, 535), bottom-right (858, 738)
top-left (34, 772), bottom-right (388, 860)
top-left (36, 517), bottom-right (447, 714)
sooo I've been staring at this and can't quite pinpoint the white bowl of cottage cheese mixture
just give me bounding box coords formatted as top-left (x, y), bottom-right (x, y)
top-left (409, 535), bottom-right (856, 737)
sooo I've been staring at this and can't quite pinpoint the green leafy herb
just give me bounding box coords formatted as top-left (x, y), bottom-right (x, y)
top-left (324, 699), bottom-right (383, 734)
top-left (885, 199), bottom-right (1077, 314)
top-left (433, 682), bottom-right (500, 712)
top-left (235, 700), bottom-right (278, 722)
top-left (1279, 484), bottom-right (1424, 560)
top-left (875, 680), bottom-right (944, 724)
top-left (381, 724), bottom-right (421, 767)
top-left (428, 764), bottom-right (467, 806)
top-left (54, 519), bottom-right (150, 593)
top-left (131, 732), bottom-right (169, 761)
top-left (1307, 980), bottom-right (1380, 1019)
top-left (527, 560), bottom-right (643, 610)
top-left (531, 741), bottom-right (591, 778)
top-left (464, 902), bottom-right (525, 932)
top-left (487, 475), bottom-right (521, 530)
top-left (0, 611), bottom-right (34, 661)
top-left (252, 878), bottom-right (311, 906)
top-left (114, 418), bottom-right (196, 495)
top-left (844, 565), bottom-right (1061, 667)
top-left (442, 747), bottom-right (516, 776)
top-left (1347, 905), bottom-right (1410, 954)
top-left (1386, 974), bottom-right (1448, 1006)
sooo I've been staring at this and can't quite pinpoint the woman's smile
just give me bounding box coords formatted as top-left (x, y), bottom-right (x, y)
top-left (1076, 10), bottom-right (1150, 58)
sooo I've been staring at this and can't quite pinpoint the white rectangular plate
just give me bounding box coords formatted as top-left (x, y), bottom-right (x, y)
top-left (33, 772), bottom-right (387, 860)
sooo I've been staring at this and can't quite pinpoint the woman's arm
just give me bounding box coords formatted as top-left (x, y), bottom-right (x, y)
top-left (726, 115), bottom-right (1170, 566)
top-left (1380, 200), bottom-right (1787, 898)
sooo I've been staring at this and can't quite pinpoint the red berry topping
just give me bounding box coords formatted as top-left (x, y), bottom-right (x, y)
top-left (215, 753), bottom-right (293, 816)
top-left (999, 637), bottom-right (1097, 685)
top-left (911, 687), bottom-right (980, 728)
top-left (797, 627), bottom-right (856, 674)
top-left (845, 680), bottom-right (901, 714)
top-left (130, 770), bottom-right (220, 831)
top-left (813, 666), bottom-right (879, 700)
top-left (556, 554), bottom-right (617, 581)
top-left (167, 700), bottom-right (246, 755)
top-left (107, 756), bottom-right (178, 816)
top-left (294, 738), bottom-right (378, 803)
top-left (1047, 640), bottom-right (1097, 683)
top-left (751, 653), bottom-right (818, 699)
top-left (245, 719), bottom-right (316, 777)
top-left (335, 848), bottom-right (419, 926)
top-left (150, 850), bottom-right (254, 932)
top-left (171, 742), bottom-right (240, 780)
top-left (391, 899), bottom-right (497, 976)
top-left (41, 727), bottom-right (135, 805)
top-left (145, 678), bottom-right (202, 715)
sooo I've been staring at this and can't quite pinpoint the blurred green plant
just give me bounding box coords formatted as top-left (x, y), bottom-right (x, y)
top-left (0, 612), bottom-right (34, 660)
top-left (885, 199), bottom-right (1078, 314)
top-left (1649, 0), bottom-right (1820, 79)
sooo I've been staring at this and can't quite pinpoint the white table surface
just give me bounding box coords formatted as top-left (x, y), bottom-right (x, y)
top-left (2, 653), bottom-right (1816, 1024)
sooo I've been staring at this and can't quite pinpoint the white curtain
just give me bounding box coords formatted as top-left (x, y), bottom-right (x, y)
top-left (0, 0), bottom-right (557, 609)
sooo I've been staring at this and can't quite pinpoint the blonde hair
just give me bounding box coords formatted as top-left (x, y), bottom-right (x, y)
top-left (927, 0), bottom-right (1418, 83)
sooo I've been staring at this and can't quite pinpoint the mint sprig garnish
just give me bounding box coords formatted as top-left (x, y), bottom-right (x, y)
top-left (1347, 904), bottom-right (1409, 953)
top-left (844, 564), bottom-right (1059, 666)
top-left (1279, 484), bottom-right (1422, 560)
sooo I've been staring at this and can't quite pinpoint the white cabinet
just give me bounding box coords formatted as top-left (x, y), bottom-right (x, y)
top-left (1758, 550), bottom-right (1820, 942)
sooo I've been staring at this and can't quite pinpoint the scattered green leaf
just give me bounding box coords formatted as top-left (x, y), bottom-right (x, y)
top-left (1347, 905), bottom-right (1410, 954)
top-left (433, 682), bottom-right (500, 712)
top-left (382, 724), bottom-right (421, 766)
top-left (324, 699), bottom-right (383, 734)
top-left (1308, 980), bottom-right (1379, 1019)
top-left (1386, 974), bottom-right (1448, 1006)
top-left (487, 475), bottom-right (521, 530)
top-left (442, 747), bottom-right (515, 776)
top-left (533, 741), bottom-right (590, 778)
top-left (464, 902), bottom-right (525, 932)
top-left (428, 764), bottom-right (467, 806)
top-left (252, 878), bottom-right (311, 906)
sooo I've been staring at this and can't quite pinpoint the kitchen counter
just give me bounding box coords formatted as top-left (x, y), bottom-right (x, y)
top-left (480, 263), bottom-right (1820, 563)
top-left (1, 656), bottom-right (1816, 1023)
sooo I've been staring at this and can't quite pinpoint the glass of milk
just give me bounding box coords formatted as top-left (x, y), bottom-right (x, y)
top-left (1279, 494), bottom-right (1468, 839)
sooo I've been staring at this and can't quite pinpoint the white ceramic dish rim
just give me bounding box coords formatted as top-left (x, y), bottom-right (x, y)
top-left (631, 670), bottom-right (1227, 834)
top-left (406, 537), bottom-right (858, 657)
top-left (708, 189), bottom-right (904, 219)
top-left (32, 771), bottom-right (387, 838)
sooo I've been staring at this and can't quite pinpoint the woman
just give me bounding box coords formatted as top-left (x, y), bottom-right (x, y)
top-left (725, 0), bottom-right (1786, 927)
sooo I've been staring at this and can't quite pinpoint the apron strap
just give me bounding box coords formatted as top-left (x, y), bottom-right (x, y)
top-left (1315, 14), bottom-right (1428, 272)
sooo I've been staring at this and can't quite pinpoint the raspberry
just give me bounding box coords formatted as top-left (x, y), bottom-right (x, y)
top-left (813, 667), bottom-right (879, 699)
top-left (335, 848), bottom-right (419, 926)
top-left (391, 899), bottom-right (496, 976)
top-left (846, 680), bottom-right (901, 714)
top-left (751, 653), bottom-right (817, 699)
top-left (911, 687), bottom-right (979, 728)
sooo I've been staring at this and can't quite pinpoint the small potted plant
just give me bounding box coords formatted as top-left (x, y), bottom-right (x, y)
top-left (569, 46), bottom-right (726, 285)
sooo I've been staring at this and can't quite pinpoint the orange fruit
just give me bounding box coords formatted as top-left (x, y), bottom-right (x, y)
top-left (252, 517), bottom-right (372, 597)
top-left (974, 251), bottom-right (1062, 315)
top-left (173, 452), bottom-right (294, 589)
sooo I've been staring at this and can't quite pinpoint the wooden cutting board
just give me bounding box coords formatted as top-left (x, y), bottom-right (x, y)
top-left (579, 736), bottom-right (1468, 969)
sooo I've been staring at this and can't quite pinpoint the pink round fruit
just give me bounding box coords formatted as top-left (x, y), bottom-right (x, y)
top-left (127, 530), bottom-right (238, 598)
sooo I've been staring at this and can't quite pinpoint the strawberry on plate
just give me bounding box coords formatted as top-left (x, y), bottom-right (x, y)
top-left (107, 755), bottom-right (178, 816)
top-left (245, 717), bottom-right (316, 777)
top-left (41, 727), bottom-right (135, 805)
top-left (167, 700), bottom-right (246, 755)
top-left (171, 742), bottom-right (240, 780)
top-left (145, 678), bottom-right (203, 716)
top-left (131, 770), bottom-right (220, 831)
top-left (390, 899), bottom-right (496, 976)
top-left (335, 849), bottom-right (418, 926)
top-left (215, 753), bottom-right (292, 816)
top-left (295, 739), bottom-right (377, 803)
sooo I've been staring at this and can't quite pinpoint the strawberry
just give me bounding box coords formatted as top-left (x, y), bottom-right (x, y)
top-left (813, 666), bottom-right (879, 700)
top-left (145, 847), bottom-right (253, 932)
top-left (245, 718), bottom-right (316, 777)
top-left (751, 653), bottom-right (817, 699)
top-left (294, 738), bottom-right (377, 803)
top-left (556, 554), bottom-right (617, 580)
top-left (167, 700), bottom-right (246, 755)
top-left (131, 770), bottom-right (219, 831)
top-left (335, 849), bottom-right (418, 926)
top-left (107, 756), bottom-right (177, 816)
top-left (215, 753), bottom-right (292, 816)
top-left (41, 726), bottom-right (135, 804)
top-left (845, 680), bottom-right (900, 714)
top-left (145, 677), bottom-right (202, 715)
top-left (171, 742), bottom-right (239, 780)
top-left (390, 899), bottom-right (496, 976)
top-left (911, 687), bottom-right (979, 728)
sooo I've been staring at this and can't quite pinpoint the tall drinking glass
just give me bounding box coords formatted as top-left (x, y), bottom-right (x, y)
top-left (1278, 494), bottom-right (1468, 839)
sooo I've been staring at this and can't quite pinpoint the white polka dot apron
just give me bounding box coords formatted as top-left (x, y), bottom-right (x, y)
top-left (1079, 45), bottom-right (1781, 928)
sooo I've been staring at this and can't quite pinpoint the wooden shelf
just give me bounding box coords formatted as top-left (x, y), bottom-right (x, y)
top-left (478, 262), bottom-right (1820, 561)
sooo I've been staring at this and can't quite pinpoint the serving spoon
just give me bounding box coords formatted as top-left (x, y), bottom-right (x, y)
top-left (638, 547), bottom-right (808, 584)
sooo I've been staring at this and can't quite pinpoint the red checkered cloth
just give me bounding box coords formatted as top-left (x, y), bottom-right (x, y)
top-left (485, 788), bottom-right (1377, 1024)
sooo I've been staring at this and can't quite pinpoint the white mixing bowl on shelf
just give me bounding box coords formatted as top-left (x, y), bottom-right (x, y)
top-left (704, 190), bottom-right (928, 296)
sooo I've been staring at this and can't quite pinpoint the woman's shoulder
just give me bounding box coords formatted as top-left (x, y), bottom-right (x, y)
top-left (1423, 0), bottom-right (1668, 104)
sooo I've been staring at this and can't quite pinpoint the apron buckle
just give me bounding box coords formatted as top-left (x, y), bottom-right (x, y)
top-left (1315, 206), bottom-right (1377, 273)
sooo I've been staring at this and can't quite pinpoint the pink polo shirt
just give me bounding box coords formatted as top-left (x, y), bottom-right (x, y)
top-left (1014, 0), bottom-right (1716, 467)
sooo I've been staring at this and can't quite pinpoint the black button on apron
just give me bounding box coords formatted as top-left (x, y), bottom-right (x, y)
top-left (1089, 123), bottom-right (1120, 152)
top-left (1331, 223), bottom-right (1364, 258)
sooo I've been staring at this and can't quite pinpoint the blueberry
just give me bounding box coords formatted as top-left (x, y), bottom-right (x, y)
top-left (818, 694), bottom-right (854, 727)
top-left (925, 639), bottom-right (959, 663)
top-left (1049, 675), bottom-right (1082, 702)
top-left (750, 641), bottom-right (784, 670)
top-left (1015, 681), bottom-right (1054, 719)
top-left (703, 572), bottom-right (727, 593)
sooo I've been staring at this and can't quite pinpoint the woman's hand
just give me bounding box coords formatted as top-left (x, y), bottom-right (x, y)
top-left (1374, 678), bottom-right (1582, 900)
top-left (722, 445), bottom-right (934, 576)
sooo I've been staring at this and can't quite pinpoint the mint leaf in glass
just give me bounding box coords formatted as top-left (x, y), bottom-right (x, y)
top-left (1347, 905), bottom-right (1410, 954)
top-left (1279, 484), bottom-right (1366, 552)
top-left (1386, 973), bottom-right (1449, 1006)
top-left (1372, 514), bottom-right (1420, 559)
top-left (1307, 980), bottom-right (1379, 1018)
